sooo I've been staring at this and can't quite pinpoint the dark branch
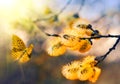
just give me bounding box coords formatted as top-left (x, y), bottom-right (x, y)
top-left (45, 33), bottom-right (120, 40)
top-left (95, 37), bottom-right (120, 65)
top-left (80, 34), bottom-right (120, 40)
top-left (45, 32), bottom-right (120, 64)
top-left (45, 32), bottom-right (61, 37)
top-left (58, 0), bottom-right (72, 15)
top-left (58, 33), bottom-right (120, 64)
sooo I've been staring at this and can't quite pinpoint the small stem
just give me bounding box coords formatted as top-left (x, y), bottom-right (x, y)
top-left (95, 37), bottom-right (120, 65)
top-left (45, 32), bottom-right (61, 37)
top-left (46, 33), bottom-right (120, 40)
top-left (80, 34), bottom-right (120, 40)
top-left (34, 0), bottom-right (72, 22)
top-left (58, 0), bottom-right (72, 15)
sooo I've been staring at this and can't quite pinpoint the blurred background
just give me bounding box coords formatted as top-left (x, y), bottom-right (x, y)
top-left (0, 0), bottom-right (120, 84)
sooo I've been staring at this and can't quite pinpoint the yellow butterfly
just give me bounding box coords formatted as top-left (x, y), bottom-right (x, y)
top-left (61, 56), bottom-right (101, 83)
top-left (11, 35), bottom-right (33, 63)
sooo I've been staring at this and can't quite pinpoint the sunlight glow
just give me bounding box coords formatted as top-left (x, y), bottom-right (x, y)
top-left (0, 0), bottom-right (16, 8)
top-left (0, 0), bottom-right (33, 22)
top-left (0, 0), bottom-right (49, 35)
top-left (0, 0), bottom-right (49, 22)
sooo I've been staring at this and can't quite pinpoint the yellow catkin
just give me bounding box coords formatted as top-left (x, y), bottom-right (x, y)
top-left (47, 37), bottom-right (66, 56)
top-left (61, 60), bottom-right (82, 80)
top-left (61, 56), bottom-right (101, 83)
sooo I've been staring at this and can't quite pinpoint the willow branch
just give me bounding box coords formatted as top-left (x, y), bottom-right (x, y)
top-left (58, 0), bottom-right (72, 15)
top-left (45, 32), bottom-right (60, 37)
top-left (80, 34), bottom-right (120, 64)
top-left (79, 34), bottom-right (120, 40)
top-left (95, 37), bottom-right (120, 65)
top-left (45, 32), bottom-right (120, 64)
top-left (45, 33), bottom-right (120, 39)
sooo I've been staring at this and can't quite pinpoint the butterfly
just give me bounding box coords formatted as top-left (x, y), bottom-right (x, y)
top-left (11, 35), bottom-right (33, 63)
top-left (61, 56), bottom-right (101, 83)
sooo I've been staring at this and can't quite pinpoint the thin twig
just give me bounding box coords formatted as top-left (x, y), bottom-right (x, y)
top-left (73, 0), bottom-right (86, 18)
top-left (79, 34), bottom-right (120, 40)
top-left (45, 32), bottom-right (61, 37)
top-left (92, 14), bottom-right (106, 23)
top-left (78, 0), bottom-right (86, 12)
top-left (45, 32), bottom-right (120, 64)
top-left (90, 0), bottom-right (106, 23)
top-left (95, 37), bottom-right (120, 64)
top-left (45, 33), bottom-right (120, 40)
top-left (34, 0), bottom-right (72, 22)
top-left (58, 0), bottom-right (72, 15)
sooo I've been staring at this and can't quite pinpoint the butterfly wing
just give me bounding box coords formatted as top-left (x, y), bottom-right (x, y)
top-left (12, 35), bottom-right (26, 61)
top-left (18, 44), bottom-right (33, 63)
top-left (12, 35), bottom-right (26, 50)
top-left (26, 44), bottom-right (34, 55)
top-left (18, 51), bottom-right (30, 63)
top-left (11, 50), bottom-right (23, 61)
